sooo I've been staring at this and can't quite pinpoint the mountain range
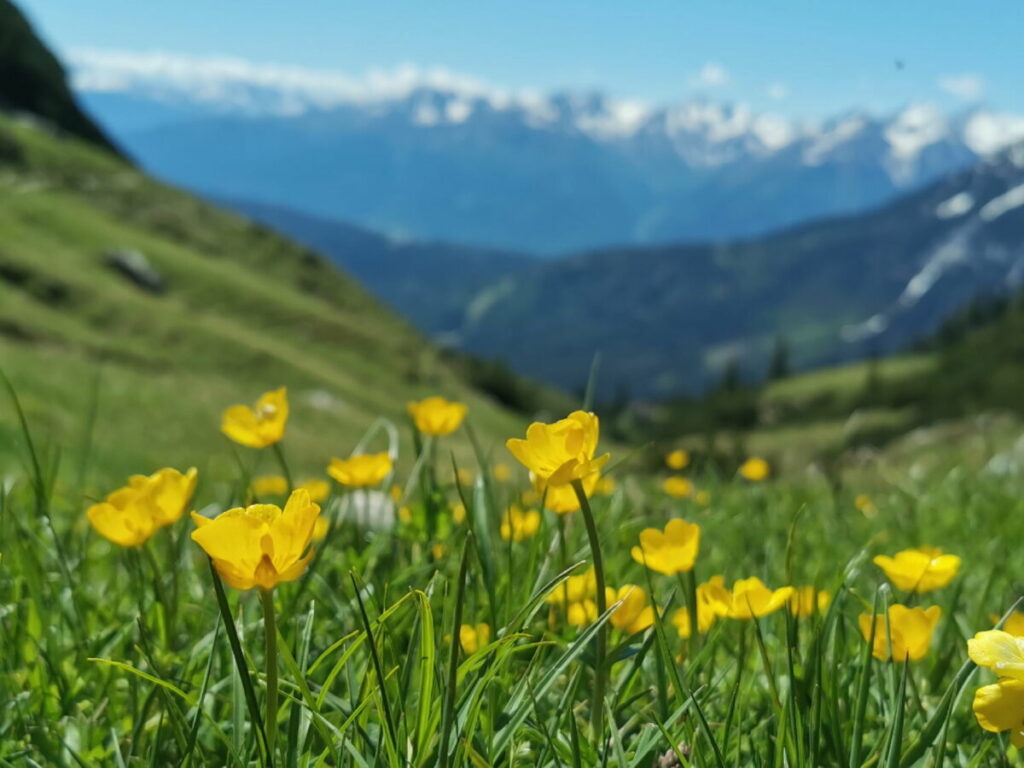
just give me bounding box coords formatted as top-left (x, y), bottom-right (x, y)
top-left (71, 49), bottom-right (1024, 254)
top-left (52, 47), bottom-right (1024, 399)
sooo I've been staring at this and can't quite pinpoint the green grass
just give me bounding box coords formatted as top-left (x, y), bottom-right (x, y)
top-left (1, 379), bottom-right (1022, 766)
top-left (0, 114), bottom-right (542, 489)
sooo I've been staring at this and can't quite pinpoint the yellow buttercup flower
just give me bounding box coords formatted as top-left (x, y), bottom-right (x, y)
top-left (723, 577), bottom-right (794, 619)
top-left (520, 489), bottom-right (541, 506)
top-left (738, 457), bottom-right (770, 482)
top-left (459, 623), bottom-right (491, 654)
top-left (251, 475), bottom-right (288, 497)
top-left (398, 506), bottom-right (413, 524)
top-left (87, 467), bottom-right (197, 547)
top-left (536, 471), bottom-right (600, 514)
top-left (506, 411), bottom-right (609, 487)
top-left (665, 449), bottom-right (690, 470)
top-left (567, 600), bottom-right (599, 627)
top-left (631, 519), bottom-right (700, 575)
top-left (191, 488), bottom-right (320, 591)
top-left (989, 612), bottom-right (1024, 638)
top-left (457, 468), bottom-right (475, 486)
top-left (327, 452), bottom-right (393, 488)
top-left (221, 387), bottom-right (288, 449)
top-left (595, 475), bottom-right (616, 495)
top-left (662, 476), bottom-right (693, 498)
top-left (855, 494), bottom-right (878, 518)
top-left (407, 396), bottom-right (468, 436)
top-left (312, 516), bottom-right (329, 542)
top-left (968, 630), bottom-right (1024, 680)
top-left (608, 585), bottom-right (655, 635)
top-left (500, 505), bottom-right (540, 541)
top-left (972, 678), bottom-right (1024, 747)
top-left (694, 490), bottom-right (710, 507)
top-left (789, 586), bottom-right (831, 618)
top-left (859, 605), bottom-right (941, 661)
top-left (451, 502), bottom-right (466, 524)
top-left (547, 567), bottom-right (597, 607)
top-left (298, 478), bottom-right (331, 504)
top-left (672, 576), bottom-right (731, 637)
top-left (492, 463), bottom-right (512, 482)
top-left (873, 547), bottom-right (961, 593)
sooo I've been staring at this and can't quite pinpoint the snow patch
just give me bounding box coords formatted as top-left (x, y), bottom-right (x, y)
top-left (885, 104), bottom-right (949, 161)
top-left (979, 183), bottom-right (1024, 222)
top-left (935, 192), bottom-right (974, 219)
top-left (963, 112), bottom-right (1024, 155)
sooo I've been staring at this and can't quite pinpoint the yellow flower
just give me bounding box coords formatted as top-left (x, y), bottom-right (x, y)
top-left (972, 678), bottom-right (1024, 747)
top-left (431, 543), bottom-right (446, 559)
top-left (500, 505), bottom-right (540, 542)
top-left (191, 488), bottom-right (320, 591)
top-left (506, 411), bottom-right (609, 487)
top-left (665, 449), bottom-right (690, 470)
top-left (989, 612), bottom-right (1024, 638)
top-left (695, 490), bottom-right (710, 506)
top-left (251, 475), bottom-right (288, 497)
top-left (595, 475), bottom-right (616, 495)
top-left (327, 452), bottom-right (393, 488)
top-left (451, 502), bottom-right (467, 524)
top-left (536, 471), bottom-right (600, 514)
top-left (567, 600), bottom-right (599, 627)
top-left (859, 605), bottom-right (941, 661)
top-left (459, 623), bottom-right (491, 654)
top-left (492, 463), bottom-right (512, 482)
top-left (407, 396), bottom-right (468, 436)
top-left (723, 577), bottom-right (795, 619)
top-left (672, 576), bottom-right (732, 637)
top-left (298, 478), bottom-right (331, 504)
top-left (520, 489), bottom-right (541, 506)
top-left (221, 387), bottom-right (288, 449)
top-left (312, 516), bottom-right (329, 542)
top-left (662, 476), bottom-right (693, 498)
top-left (390, 485), bottom-right (403, 502)
top-left (87, 467), bottom-right (197, 547)
top-left (872, 547), bottom-right (961, 593)
top-left (738, 457), bottom-right (770, 482)
top-left (855, 493), bottom-right (878, 518)
top-left (547, 567), bottom-right (597, 607)
top-left (631, 519), bottom-right (700, 574)
top-left (457, 468), bottom-right (475, 486)
top-left (398, 506), bottom-right (413, 524)
top-left (968, 630), bottom-right (1024, 680)
top-left (789, 586), bottom-right (831, 618)
top-left (608, 585), bottom-right (655, 635)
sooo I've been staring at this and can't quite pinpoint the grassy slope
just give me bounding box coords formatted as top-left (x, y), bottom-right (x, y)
top-left (0, 114), bottom-right (529, 487)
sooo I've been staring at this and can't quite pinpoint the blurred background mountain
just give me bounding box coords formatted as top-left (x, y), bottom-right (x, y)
top-left (5, 0), bottom-right (1024, 471)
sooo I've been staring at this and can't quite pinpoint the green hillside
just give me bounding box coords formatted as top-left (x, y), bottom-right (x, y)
top-left (636, 295), bottom-right (1024, 475)
top-left (0, 113), bottom-right (542, 488)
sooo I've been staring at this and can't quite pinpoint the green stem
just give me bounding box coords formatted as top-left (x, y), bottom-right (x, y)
top-left (572, 478), bottom-right (607, 741)
top-left (260, 588), bottom-right (279, 754)
top-left (271, 442), bottom-right (294, 492)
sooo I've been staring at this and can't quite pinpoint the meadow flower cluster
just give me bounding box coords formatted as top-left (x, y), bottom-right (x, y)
top-left (2, 379), bottom-right (1020, 766)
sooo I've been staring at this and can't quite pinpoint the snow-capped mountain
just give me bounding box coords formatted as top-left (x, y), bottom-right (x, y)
top-left (448, 142), bottom-right (1024, 395)
top-left (71, 49), bottom-right (1024, 253)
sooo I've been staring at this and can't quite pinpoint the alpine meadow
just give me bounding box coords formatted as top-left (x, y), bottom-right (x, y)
top-left (6, 1), bottom-right (1024, 766)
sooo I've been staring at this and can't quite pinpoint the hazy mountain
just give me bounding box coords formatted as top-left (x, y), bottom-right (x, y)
top-left (70, 50), bottom-right (1024, 254)
top-left (453, 144), bottom-right (1024, 396)
top-left (225, 199), bottom-right (535, 337)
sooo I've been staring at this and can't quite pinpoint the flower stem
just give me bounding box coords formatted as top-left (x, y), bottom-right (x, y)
top-left (271, 442), bottom-right (294, 492)
top-left (571, 478), bottom-right (607, 740)
top-left (260, 588), bottom-right (279, 754)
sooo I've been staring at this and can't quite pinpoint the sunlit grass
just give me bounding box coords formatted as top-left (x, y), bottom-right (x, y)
top-left (1, 374), bottom-right (1022, 766)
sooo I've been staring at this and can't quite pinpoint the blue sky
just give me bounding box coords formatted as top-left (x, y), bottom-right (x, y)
top-left (18, 0), bottom-right (1024, 117)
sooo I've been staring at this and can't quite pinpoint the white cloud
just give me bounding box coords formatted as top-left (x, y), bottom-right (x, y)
top-left (938, 73), bottom-right (985, 101)
top-left (688, 62), bottom-right (730, 89)
top-left (67, 48), bottom-right (513, 114)
top-left (766, 82), bottom-right (788, 101)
